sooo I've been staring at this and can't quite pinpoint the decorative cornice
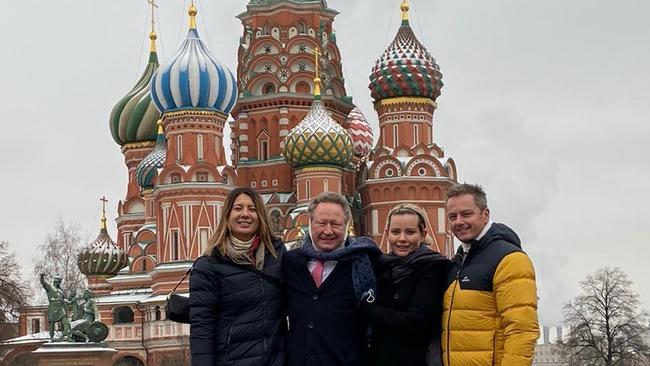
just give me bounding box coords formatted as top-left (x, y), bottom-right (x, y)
top-left (296, 166), bottom-right (344, 174)
top-left (121, 141), bottom-right (157, 153)
top-left (376, 97), bottom-right (436, 108)
top-left (232, 93), bottom-right (353, 116)
top-left (154, 183), bottom-right (235, 199)
top-left (163, 109), bottom-right (227, 119)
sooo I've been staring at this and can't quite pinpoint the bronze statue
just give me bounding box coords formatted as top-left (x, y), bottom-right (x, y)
top-left (67, 289), bottom-right (84, 321)
top-left (70, 289), bottom-right (108, 342)
top-left (39, 273), bottom-right (71, 341)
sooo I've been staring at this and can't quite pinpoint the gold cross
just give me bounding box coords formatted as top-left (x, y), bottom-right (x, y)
top-left (147, 0), bottom-right (158, 33)
top-left (100, 196), bottom-right (108, 214)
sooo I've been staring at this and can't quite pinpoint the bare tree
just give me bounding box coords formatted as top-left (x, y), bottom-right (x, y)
top-left (561, 267), bottom-right (650, 366)
top-left (0, 241), bottom-right (31, 341)
top-left (32, 219), bottom-right (86, 298)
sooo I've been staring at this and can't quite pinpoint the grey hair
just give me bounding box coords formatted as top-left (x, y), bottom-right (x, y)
top-left (446, 183), bottom-right (488, 211)
top-left (308, 192), bottom-right (352, 223)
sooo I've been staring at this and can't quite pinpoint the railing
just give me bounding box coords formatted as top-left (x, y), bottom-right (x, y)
top-left (142, 320), bottom-right (189, 339)
top-left (108, 324), bottom-right (142, 341)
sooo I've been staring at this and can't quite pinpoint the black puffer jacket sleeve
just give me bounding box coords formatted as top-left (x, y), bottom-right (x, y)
top-left (189, 256), bottom-right (220, 366)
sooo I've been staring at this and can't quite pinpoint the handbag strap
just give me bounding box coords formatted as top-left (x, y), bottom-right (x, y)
top-left (168, 266), bottom-right (193, 297)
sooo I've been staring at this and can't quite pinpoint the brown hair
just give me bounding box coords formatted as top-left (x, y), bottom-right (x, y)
top-left (446, 183), bottom-right (488, 210)
top-left (203, 187), bottom-right (278, 258)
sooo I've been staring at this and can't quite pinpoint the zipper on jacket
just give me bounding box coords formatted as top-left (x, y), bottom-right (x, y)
top-left (259, 276), bottom-right (268, 353)
top-left (446, 263), bottom-right (463, 366)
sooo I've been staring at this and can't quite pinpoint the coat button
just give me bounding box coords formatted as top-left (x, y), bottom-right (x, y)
top-left (308, 322), bottom-right (314, 329)
top-left (393, 293), bottom-right (399, 300)
top-left (312, 295), bottom-right (318, 300)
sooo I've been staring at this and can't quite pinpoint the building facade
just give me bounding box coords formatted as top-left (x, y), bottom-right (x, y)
top-left (2, 1), bottom-right (458, 365)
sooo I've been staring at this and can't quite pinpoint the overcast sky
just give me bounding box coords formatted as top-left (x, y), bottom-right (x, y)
top-left (1, 0), bottom-right (648, 325)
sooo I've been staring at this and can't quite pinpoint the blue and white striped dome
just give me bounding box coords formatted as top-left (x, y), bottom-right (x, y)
top-left (150, 28), bottom-right (238, 114)
top-left (135, 121), bottom-right (166, 189)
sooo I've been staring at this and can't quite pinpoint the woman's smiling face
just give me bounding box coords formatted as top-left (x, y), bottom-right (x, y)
top-left (386, 213), bottom-right (425, 257)
top-left (228, 193), bottom-right (259, 241)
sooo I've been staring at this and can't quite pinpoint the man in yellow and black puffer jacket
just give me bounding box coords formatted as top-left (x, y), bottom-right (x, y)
top-left (441, 184), bottom-right (539, 366)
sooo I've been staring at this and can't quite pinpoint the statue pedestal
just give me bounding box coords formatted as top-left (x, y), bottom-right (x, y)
top-left (32, 342), bottom-right (117, 366)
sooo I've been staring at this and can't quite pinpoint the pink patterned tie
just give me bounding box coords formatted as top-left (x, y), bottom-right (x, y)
top-left (311, 260), bottom-right (324, 288)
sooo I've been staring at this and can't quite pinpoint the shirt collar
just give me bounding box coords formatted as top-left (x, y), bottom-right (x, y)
top-left (460, 220), bottom-right (493, 253)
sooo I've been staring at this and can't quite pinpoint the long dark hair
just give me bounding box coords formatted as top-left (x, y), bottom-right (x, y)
top-left (203, 187), bottom-right (278, 258)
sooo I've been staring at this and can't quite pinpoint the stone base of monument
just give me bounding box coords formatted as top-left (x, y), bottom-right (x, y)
top-left (32, 341), bottom-right (117, 366)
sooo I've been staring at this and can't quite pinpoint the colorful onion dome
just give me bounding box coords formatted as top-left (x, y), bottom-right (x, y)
top-left (150, 5), bottom-right (238, 114)
top-left (346, 107), bottom-right (373, 160)
top-left (135, 120), bottom-right (166, 189)
top-left (78, 200), bottom-right (128, 276)
top-left (368, 2), bottom-right (443, 102)
top-left (283, 99), bottom-right (354, 168)
top-left (109, 32), bottom-right (161, 146)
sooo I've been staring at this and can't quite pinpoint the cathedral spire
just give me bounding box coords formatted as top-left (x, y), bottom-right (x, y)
top-left (312, 47), bottom-right (322, 100)
top-left (100, 196), bottom-right (108, 231)
top-left (147, 0), bottom-right (158, 52)
top-left (188, 1), bottom-right (197, 30)
top-left (401, 0), bottom-right (410, 24)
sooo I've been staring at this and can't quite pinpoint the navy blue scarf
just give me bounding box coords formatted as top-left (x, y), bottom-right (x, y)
top-left (300, 235), bottom-right (381, 301)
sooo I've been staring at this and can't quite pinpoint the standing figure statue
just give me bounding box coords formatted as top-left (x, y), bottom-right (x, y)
top-left (70, 289), bottom-right (108, 342)
top-left (39, 273), bottom-right (71, 341)
top-left (67, 289), bottom-right (84, 321)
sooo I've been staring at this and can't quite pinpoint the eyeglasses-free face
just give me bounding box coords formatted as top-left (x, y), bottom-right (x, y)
top-left (310, 202), bottom-right (347, 252)
top-left (228, 193), bottom-right (259, 241)
top-left (386, 213), bottom-right (425, 257)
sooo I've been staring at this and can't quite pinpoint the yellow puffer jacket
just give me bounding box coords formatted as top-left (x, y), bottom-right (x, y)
top-left (441, 223), bottom-right (539, 366)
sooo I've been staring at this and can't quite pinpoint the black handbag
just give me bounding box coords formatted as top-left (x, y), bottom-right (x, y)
top-left (165, 266), bottom-right (192, 324)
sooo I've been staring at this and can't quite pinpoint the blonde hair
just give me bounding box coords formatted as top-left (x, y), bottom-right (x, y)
top-left (203, 187), bottom-right (278, 258)
top-left (380, 203), bottom-right (441, 252)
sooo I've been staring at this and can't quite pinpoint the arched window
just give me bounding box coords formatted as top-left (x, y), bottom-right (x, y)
top-left (171, 231), bottom-right (180, 261)
top-left (197, 134), bottom-right (204, 160)
top-left (393, 125), bottom-right (399, 147)
top-left (113, 306), bottom-right (134, 324)
top-left (114, 356), bottom-right (145, 366)
top-left (413, 124), bottom-right (419, 145)
top-left (154, 305), bottom-right (161, 321)
top-left (259, 140), bottom-right (269, 161)
top-left (296, 81), bottom-right (311, 94)
top-left (176, 135), bottom-right (183, 161)
top-left (262, 82), bottom-right (276, 95)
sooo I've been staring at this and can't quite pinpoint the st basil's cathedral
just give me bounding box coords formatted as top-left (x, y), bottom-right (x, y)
top-left (4, 1), bottom-right (457, 365)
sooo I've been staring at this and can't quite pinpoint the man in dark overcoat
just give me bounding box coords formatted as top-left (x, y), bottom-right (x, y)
top-left (283, 192), bottom-right (380, 366)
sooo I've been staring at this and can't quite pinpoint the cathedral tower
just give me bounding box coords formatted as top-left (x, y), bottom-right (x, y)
top-left (109, 16), bottom-right (162, 251)
top-left (233, 0), bottom-right (363, 237)
top-left (361, 1), bottom-right (457, 254)
top-left (131, 3), bottom-right (239, 295)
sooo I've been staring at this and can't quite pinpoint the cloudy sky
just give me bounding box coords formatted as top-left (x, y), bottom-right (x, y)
top-left (1, 0), bottom-right (648, 324)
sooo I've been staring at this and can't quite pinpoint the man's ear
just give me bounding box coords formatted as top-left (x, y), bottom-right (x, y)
top-left (483, 208), bottom-right (490, 220)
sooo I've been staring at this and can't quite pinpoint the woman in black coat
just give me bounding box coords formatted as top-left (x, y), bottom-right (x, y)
top-left (361, 204), bottom-right (450, 366)
top-left (189, 187), bottom-right (286, 366)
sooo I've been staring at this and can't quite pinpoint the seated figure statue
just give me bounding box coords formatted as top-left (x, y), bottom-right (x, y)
top-left (70, 289), bottom-right (109, 342)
